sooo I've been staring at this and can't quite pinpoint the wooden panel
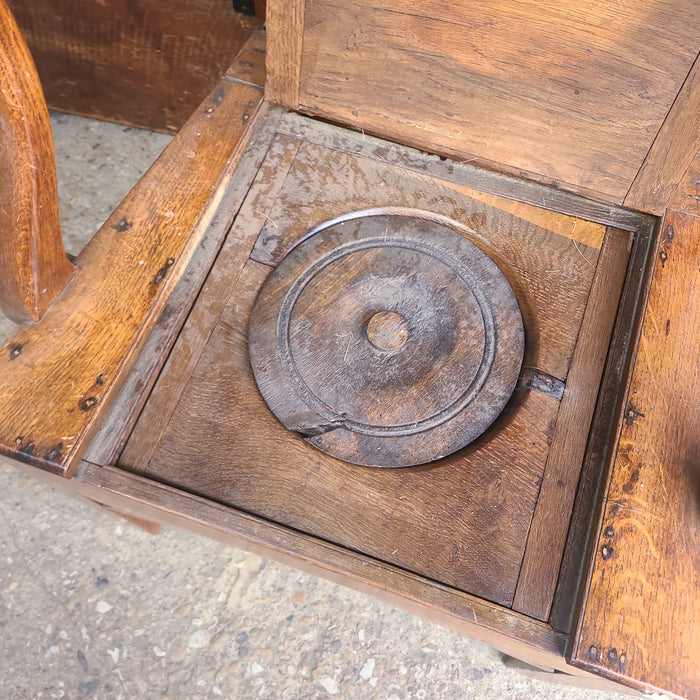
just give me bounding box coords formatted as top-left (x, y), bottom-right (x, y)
top-left (571, 210), bottom-right (700, 698)
top-left (279, 0), bottom-right (700, 202)
top-left (120, 114), bottom-right (633, 611)
top-left (625, 52), bottom-right (700, 215)
top-left (512, 228), bottom-right (632, 620)
top-left (122, 119), bottom-right (611, 473)
top-left (8, 0), bottom-right (260, 132)
top-left (127, 258), bottom-right (560, 606)
top-left (0, 0), bottom-right (74, 323)
top-left (0, 75), bottom-right (264, 476)
top-left (271, 114), bottom-right (653, 235)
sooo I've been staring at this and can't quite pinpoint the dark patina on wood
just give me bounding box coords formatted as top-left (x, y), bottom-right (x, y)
top-left (248, 213), bottom-right (524, 467)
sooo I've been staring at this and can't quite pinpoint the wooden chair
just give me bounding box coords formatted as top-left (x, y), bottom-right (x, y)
top-left (1, 1), bottom-right (698, 696)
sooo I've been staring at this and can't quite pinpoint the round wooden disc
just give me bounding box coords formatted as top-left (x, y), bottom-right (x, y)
top-left (249, 214), bottom-right (524, 467)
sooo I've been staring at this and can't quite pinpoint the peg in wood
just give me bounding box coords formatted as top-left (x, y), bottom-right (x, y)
top-left (249, 214), bottom-right (524, 467)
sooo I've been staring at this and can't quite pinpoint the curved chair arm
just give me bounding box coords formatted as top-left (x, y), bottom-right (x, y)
top-left (0, 0), bottom-right (74, 323)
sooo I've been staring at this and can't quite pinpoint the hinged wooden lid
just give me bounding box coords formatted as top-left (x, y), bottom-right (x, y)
top-left (265, 0), bottom-right (700, 211)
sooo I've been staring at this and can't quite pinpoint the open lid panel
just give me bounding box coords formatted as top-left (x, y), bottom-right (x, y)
top-left (266, 0), bottom-right (700, 214)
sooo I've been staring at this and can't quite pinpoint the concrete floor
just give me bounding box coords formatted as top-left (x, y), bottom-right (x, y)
top-left (0, 113), bottom-right (647, 699)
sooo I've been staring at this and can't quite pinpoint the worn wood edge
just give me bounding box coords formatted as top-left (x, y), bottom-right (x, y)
top-left (625, 52), bottom-right (700, 215)
top-left (276, 112), bottom-right (654, 234)
top-left (54, 458), bottom-right (579, 671)
top-left (296, 98), bottom-right (632, 205)
top-left (564, 226), bottom-right (663, 664)
top-left (568, 209), bottom-right (699, 699)
top-left (84, 106), bottom-right (283, 467)
top-left (560, 217), bottom-right (660, 641)
top-left (0, 80), bottom-right (265, 477)
top-left (265, 0), bottom-right (304, 107)
top-left (511, 226), bottom-right (633, 620)
top-left (549, 218), bottom-right (660, 634)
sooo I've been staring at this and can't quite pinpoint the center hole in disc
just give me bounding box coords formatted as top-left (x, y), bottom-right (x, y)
top-left (366, 311), bottom-right (409, 351)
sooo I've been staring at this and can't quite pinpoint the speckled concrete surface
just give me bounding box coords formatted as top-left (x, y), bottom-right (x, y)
top-left (0, 114), bottom-right (639, 699)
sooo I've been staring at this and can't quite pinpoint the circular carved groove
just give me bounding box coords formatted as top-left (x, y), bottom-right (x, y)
top-left (248, 213), bottom-right (524, 468)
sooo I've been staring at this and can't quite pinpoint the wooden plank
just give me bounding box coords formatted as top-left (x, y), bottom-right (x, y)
top-left (570, 210), bottom-right (700, 698)
top-left (625, 52), bottom-right (700, 215)
top-left (667, 151), bottom-right (700, 217)
top-left (275, 113), bottom-right (654, 235)
top-left (265, 0), bottom-right (304, 108)
top-left (0, 0), bottom-right (74, 323)
top-left (549, 216), bottom-right (657, 634)
top-left (0, 76), bottom-right (264, 476)
top-left (8, 0), bottom-right (260, 133)
top-left (512, 227), bottom-right (633, 620)
top-left (291, 0), bottom-right (700, 203)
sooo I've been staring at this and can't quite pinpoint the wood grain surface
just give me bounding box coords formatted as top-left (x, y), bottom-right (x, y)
top-left (283, 0), bottom-right (700, 203)
top-left (125, 258), bottom-right (559, 606)
top-left (224, 28), bottom-right (266, 87)
top-left (55, 460), bottom-right (577, 675)
top-left (548, 217), bottom-right (657, 636)
top-left (265, 0), bottom-right (304, 107)
top-left (122, 119), bottom-right (609, 471)
top-left (667, 152), bottom-right (700, 217)
top-left (0, 0), bottom-right (74, 323)
top-left (7, 0), bottom-right (260, 132)
top-left (272, 113), bottom-right (652, 235)
top-left (0, 73), bottom-right (264, 475)
top-left (120, 112), bottom-right (632, 612)
top-left (84, 108), bottom-right (284, 469)
top-left (571, 208), bottom-right (700, 697)
top-left (625, 52), bottom-right (700, 215)
top-left (512, 228), bottom-right (633, 621)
